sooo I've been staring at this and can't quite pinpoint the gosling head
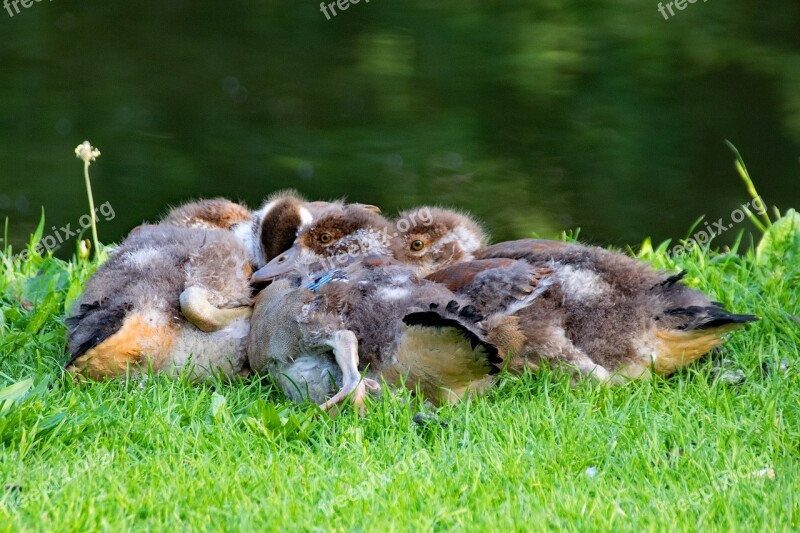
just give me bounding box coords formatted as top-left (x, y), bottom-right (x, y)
top-left (394, 207), bottom-right (488, 277)
top-left (161, 198), bottom-right (252, 230)
top-left (251, 204), bottom-right (394, 282)
top-left (234, 190), bottom-right (348, 268)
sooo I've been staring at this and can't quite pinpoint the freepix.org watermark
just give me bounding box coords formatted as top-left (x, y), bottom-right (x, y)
top-left (4, 0), bottom-right (53, 18)
top-left (670, 196), bottom-right (765, 257)
top-left (11, 201), bottom-right (116, 261)
top-left (320, 0), bottom-right (370, 21)
top-left (674, 458), bottom-right (775, 512)
top-left (658, 0), bottom-right (709, 20)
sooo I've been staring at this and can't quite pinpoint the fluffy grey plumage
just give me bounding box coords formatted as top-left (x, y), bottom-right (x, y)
top-left (67, 193), bottom-right (330, 380)
top-left (67, 224), bottom-right (253, 379)
top-left (247, 259), bottom-right (519, 409)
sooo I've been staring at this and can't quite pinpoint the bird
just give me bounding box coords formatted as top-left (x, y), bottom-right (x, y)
top-left (67, 224), bottom-right (254, 379)
top-left (247, 255), bottom-right (538, 412)
top-left (66, 192), bottom-right (332, 380)
top-left (393, 207), bottom-right (759, 381)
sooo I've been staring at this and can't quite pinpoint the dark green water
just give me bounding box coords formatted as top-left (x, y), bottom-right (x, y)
top-left (1, 1), bottom-right (799, 255)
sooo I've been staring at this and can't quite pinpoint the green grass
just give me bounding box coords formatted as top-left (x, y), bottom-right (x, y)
top-left (1, 211), bottom-right (799, 532)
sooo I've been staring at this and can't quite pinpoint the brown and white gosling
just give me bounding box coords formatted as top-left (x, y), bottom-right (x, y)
top-left (395, 207), bottom-right (759, 381)
top-left (66, 192), bottom-right (330, 380)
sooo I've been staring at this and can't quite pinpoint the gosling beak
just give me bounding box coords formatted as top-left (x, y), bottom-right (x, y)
top-left (251, 245), bottom-right (301, 283)
top-left (351, 203), bottom-right (382, 214)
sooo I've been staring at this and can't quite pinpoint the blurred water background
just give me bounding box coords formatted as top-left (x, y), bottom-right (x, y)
top-left (1, 0), bottom-right (799, 255)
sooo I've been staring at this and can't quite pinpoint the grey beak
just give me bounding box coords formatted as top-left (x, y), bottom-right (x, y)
top-left (351, 203), bottom-right (382, 214)
top-left (251, 245), bottom-right (302, 283)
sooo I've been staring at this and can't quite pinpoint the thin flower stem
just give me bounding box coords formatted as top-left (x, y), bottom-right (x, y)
top-left (83, 160), bottom-right (100, 258)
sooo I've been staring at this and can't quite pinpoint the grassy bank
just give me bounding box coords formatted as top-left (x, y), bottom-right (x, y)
top-left (0, 209), bottom-right (798, 531)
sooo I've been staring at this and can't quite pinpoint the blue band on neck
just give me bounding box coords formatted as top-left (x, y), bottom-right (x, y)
top-left (307, 271), bottom-right (339, 292)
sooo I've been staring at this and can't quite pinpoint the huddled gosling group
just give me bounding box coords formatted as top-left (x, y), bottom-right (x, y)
top-left (66, 191), bottom-right (757, 412)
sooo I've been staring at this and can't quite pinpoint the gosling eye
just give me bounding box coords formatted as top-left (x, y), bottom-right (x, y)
top-left (319, 232), bottom-right (332, 244)
top-left (410, 240), bottom-right (425, 252)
